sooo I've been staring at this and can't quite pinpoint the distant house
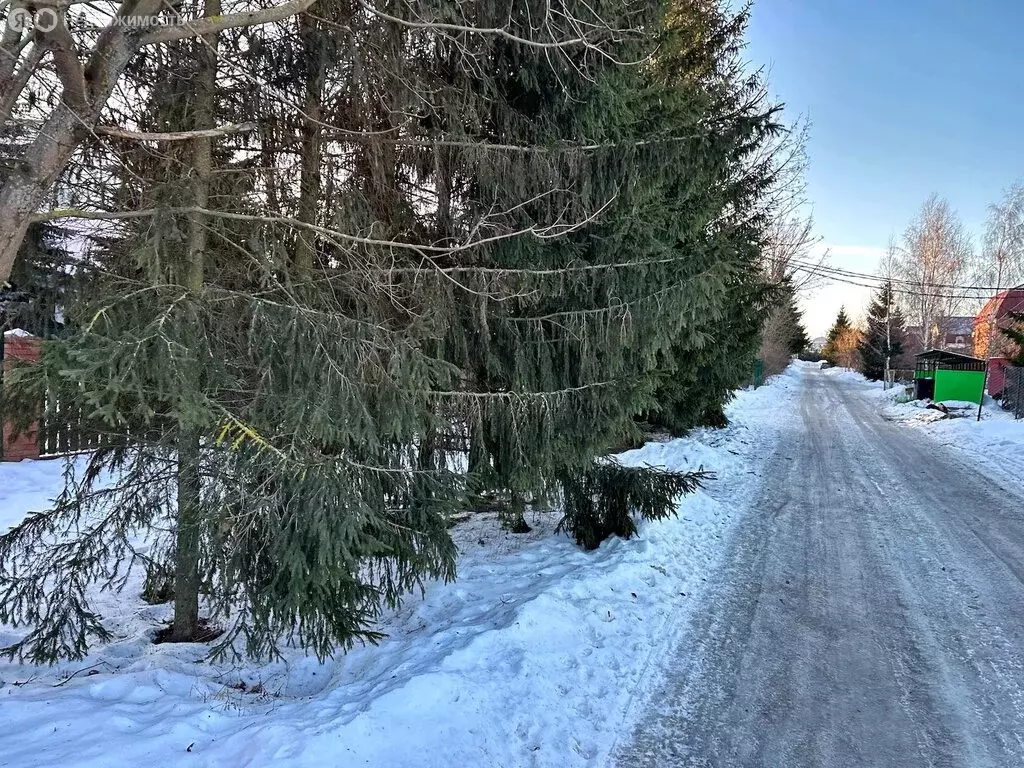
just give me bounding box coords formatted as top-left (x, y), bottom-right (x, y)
top-left (903, 319), bottom-right (973, 356)
top-left (974, 287), bottom-right (1024, 359)
top-left (809, 336), bottom-right (827, 353)
top-left (940, 316), bottom-right (975, 354)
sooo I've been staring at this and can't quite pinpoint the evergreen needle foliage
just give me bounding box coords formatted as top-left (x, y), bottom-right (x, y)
top-left (558, 464), bottom-right (713, 551)
top-left (0, 223), bottom-right (72, 336)
top-left (999, 312), bottom-right (1024, 365)
top-left (0, 0), bottom-right (785, 663)
top-left (859, 281), bottom-right (907, 381)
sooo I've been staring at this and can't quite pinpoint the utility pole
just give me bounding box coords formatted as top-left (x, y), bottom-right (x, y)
top-left (885, 281), bottom-right (892, 390)
top-left (978, 232), bottom-right (1006, 422)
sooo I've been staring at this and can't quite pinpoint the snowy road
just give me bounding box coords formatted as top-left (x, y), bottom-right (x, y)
top-left (617, 366), bottom-right (1024, 767)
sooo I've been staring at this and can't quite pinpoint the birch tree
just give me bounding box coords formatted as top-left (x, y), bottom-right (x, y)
top-left (897, 194), bottom-right (973, 348)
top-left (760, 118), bottom-right (825, 291)
top-left (978, 181), bottom-right (1024, 293)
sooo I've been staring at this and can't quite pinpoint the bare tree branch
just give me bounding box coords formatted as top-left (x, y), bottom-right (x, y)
top-left (137, 0), bottom-right (319, 45)
top-left (95, 121), bottom-right (258, 141)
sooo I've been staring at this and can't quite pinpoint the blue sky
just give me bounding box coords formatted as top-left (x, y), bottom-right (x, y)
top-left (743, 0), bottom-right (1024, 335)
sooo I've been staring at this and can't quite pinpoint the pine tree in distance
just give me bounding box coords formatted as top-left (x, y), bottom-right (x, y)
top-left (822, 306), bottom-right (851, 363)
top-left (822, 306), bottom-right (862, 369)
top-left (859, 281), bottom-right (907, 380)
top-left (787, 288), bottom-right (812, 356)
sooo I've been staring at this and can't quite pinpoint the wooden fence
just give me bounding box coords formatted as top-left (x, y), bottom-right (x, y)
top-left (1, 332), bottom-right (104, 460)
top-left (38, 394), bottom-right (107, 457)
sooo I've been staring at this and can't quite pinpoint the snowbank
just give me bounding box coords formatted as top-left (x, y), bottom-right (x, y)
top-left (905, 403), bottom-right (1024, 483)
top-left (858, 374), bottom-right (1024, 488)
top-left (881, 399), bottom-right (951, 426)
top-left (0, 459), bottom-right (77, 532)
top-left (0, 367), bottom-right (802, 768)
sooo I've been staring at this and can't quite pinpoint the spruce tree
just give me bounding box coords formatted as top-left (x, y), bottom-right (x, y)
top-left (0, 0), bottom-right (783, 660)
top-left (998, 312), bottom-right (1024, 365)
top-left (0, 223), bottom-right (72, 337)
top-left (822, 306), bottom-right (852, 364)
top-left (637, 0), bottom-right (779, 433)
top-left (859, 281), bottom-right (906, 380)
top-left (785, 288), bottom-right (811, 355)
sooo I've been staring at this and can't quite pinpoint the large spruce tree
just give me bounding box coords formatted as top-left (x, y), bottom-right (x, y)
top-left (0, 0), bottom-right (780, 662)
top-left (638, 0), bottom-right (779, 432)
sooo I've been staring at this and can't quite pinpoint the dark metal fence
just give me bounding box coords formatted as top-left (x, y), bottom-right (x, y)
top-left (1004, 367), bottom-right (1024, 420)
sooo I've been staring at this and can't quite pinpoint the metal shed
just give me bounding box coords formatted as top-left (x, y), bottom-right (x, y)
top-left (914, 349), bottom-right (987, 404)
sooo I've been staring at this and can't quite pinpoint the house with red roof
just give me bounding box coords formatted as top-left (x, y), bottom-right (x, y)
top-left (974, 287), bottom-right (1024, 359)
top-left (973, 286), bottom-right (1024, 397)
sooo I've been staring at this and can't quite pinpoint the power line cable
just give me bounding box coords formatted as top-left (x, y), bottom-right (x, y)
top-left (770, 257), bottom-right (1019, 302)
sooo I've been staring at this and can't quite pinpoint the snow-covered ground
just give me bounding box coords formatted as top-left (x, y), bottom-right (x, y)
top-left (823, 365), bottom-right (1024, 488)
top-left (0, 368), bottom-right (802, 768)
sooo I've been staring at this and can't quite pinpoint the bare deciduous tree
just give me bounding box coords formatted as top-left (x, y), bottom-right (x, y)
top-left (977, 181), bottom-right (1024, 292)
top-left (832, 325), bottom-right (862, 370)
top-left (895, 194), bottom-right (973, 349)
top-left (759, 117), bottom-right (827, 292)
top-left (758, 303), bottom-right (798, 375)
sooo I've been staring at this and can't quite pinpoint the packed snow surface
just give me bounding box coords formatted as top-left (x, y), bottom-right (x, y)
top-left (0, 367), bottom-right (802, 768)
top-left (825, 365), bottom-right (1024, 486)
top-left (615, 363), bottom-right (1024, 766)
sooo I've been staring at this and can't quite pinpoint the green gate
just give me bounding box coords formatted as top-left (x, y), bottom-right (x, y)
top-left (752, 359), bottom-right (765, 388)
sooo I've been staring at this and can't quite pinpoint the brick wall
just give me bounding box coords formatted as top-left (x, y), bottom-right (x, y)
top-left (2, 333), bottom-right (41, 462)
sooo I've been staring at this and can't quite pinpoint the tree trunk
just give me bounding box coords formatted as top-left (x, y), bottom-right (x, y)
top-left (294, 14), bottom-right (325, 274)
top-left (171, 0), bottom-right (219, 641)
top-left (172, 427), bottom-right (203, 638)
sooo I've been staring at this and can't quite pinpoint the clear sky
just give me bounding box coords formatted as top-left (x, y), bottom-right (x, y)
top-left (743, 0), bottom-right (1024, 336)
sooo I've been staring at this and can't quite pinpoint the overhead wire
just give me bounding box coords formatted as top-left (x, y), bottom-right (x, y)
top-left (786, 258), bottom-right (1009, 292)
top-left (771, 256), bottom-right (1018, 303)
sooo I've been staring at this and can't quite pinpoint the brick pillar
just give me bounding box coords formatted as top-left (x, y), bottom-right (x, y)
top-left (2, 332), bottom-right (42, 461)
